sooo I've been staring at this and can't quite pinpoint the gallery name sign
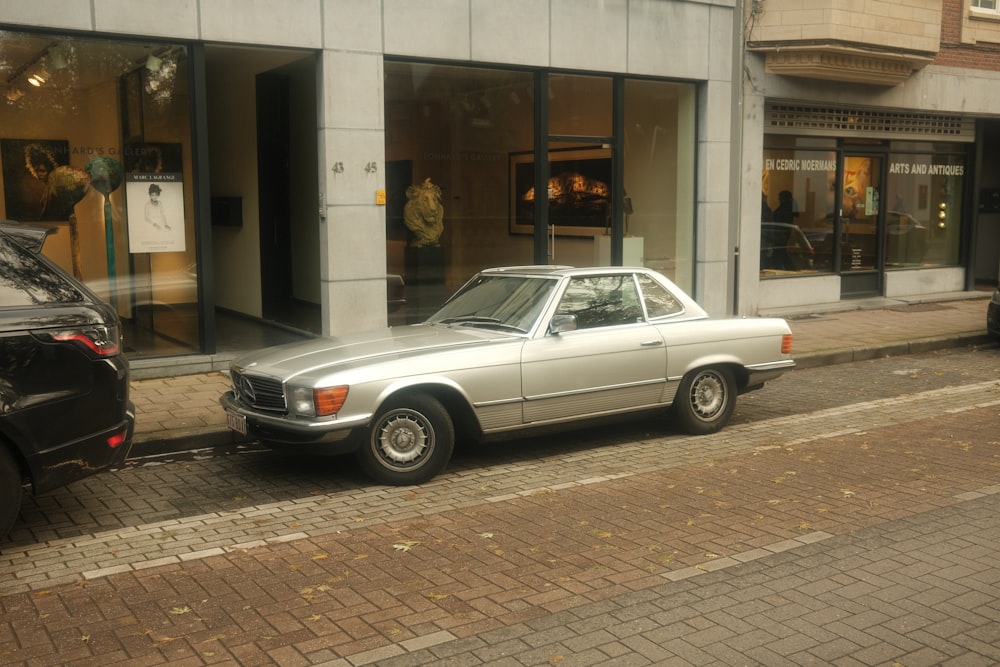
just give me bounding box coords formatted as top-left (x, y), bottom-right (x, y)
top-left (888, 162), bottom-right (964, 176)
top-left (764, 158), bottom-right (836, 172)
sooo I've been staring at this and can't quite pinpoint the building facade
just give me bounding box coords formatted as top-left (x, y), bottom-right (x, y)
top-left (1, 0), bottom-right (995, 376)
top-left (0, 0), bottom-right (742, 374)
top-left (742, 0), bottom-right (1000, 313)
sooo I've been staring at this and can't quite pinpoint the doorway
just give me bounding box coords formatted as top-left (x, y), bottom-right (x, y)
top-left (838, 154), bottom-right (884, 298)
top-left (207, 47), bottom-right (321, 342)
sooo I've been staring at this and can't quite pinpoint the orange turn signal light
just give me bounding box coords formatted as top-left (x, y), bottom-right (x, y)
top-left (781, 334), bottom-right (794, 355)
top-left (315, 386), bottom-right (349, 416)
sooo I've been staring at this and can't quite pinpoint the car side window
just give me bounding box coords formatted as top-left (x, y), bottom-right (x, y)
top-left (556, 275), bottom-right (644, 329)
top-left (637, 274), bottom-right (683, 318)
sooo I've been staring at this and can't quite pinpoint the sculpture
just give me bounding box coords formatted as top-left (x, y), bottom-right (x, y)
top-left (403, 177), bottom-right (444, 247)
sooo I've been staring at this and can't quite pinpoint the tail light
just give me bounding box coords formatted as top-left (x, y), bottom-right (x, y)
top-left (106, 428), bottom-right (129, 449)
top-left (781, 334), bottom-right (793, 355)
top-left (39, 324), bottom-right (121, 357)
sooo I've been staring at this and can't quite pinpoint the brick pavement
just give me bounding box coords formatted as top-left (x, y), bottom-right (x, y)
top-left (1, 359), bottom-right (999, 664)
top-left (0, 293), bottom-right (997, 666)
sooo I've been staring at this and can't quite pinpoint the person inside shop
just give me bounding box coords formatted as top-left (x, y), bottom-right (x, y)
top-left (773, 190), bottom-right (799, 224)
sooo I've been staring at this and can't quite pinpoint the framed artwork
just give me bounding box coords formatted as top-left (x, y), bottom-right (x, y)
top-left (0, 138), bottom-right (72, 221)
top-left (510, 146), bottom-right (612, 236)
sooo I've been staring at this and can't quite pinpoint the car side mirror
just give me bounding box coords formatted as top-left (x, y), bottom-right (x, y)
top-left (549, 313), bottom-right (577, 334)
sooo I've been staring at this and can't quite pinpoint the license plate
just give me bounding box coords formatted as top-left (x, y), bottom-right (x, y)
top-left (226, 410), bottom-right (248, 435)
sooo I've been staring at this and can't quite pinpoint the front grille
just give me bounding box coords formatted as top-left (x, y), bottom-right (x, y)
top-left (232, 370), bottom-right (286, 413)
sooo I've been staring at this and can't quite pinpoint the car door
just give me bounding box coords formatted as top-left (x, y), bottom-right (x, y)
top-left (520, 273), bottom-right (667, 424)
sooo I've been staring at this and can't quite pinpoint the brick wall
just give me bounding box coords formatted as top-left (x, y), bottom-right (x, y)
top-left (936, 0), bottom-right (1000, 70)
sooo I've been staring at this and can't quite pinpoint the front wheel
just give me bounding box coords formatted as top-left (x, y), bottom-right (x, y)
top-left (356, 393), bottom-right (455, 485)
top-left (671, 366), bottom-right (736, 435)
top-left (0, 446), bottom-right (24, 540)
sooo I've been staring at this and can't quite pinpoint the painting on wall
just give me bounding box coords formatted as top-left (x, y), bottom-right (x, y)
top-left (0, 138), bottom-right (73, 221)
top-left (510, 146), bottom-right (612, 236)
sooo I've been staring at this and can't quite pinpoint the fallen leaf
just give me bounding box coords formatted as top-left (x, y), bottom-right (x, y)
top-left (479, 532), bottom-right (494, 539)
top-left (425, 592), bottom-right (449, 600)
top-left (311, 553), bottom-right (329, 561)
top-left (170, 606), bottom-right (192, 615)
top-left (393, 540), bottom-right (421, 552)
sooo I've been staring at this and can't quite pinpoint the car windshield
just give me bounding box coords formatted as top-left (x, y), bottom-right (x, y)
top-left (428, 274), bottom-right (558, 333)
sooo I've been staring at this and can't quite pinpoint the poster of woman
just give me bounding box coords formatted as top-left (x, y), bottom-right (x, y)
top-left (125, 173), bottom-right (185, 253)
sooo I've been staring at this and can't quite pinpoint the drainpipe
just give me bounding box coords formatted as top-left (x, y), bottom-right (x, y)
top-left (730, 0), bottom-right (747, 315)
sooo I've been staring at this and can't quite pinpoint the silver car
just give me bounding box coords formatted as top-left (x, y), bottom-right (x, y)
top-left (221, 266), bottom-right (795, 485)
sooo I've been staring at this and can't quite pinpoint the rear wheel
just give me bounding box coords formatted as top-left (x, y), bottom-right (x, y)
top-left (0, 446), bottom-right (24, 540)
top-left (671, 366), bottom-right (736, 435)
top-left (356, 393), bottom-right (455, 485)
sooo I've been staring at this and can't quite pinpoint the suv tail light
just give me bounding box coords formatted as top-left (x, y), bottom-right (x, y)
top-left (37, 324), bottom-right (121, 357)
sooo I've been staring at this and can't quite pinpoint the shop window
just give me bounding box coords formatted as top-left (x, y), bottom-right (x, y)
top-left (384, 62), bottom-right (697, 325)
top-left (761, 144), bottom-right (837, 276)
top-left (0, 30), bottom-right (197, 356)
top-left (885, 150), bottom-right (965, 268)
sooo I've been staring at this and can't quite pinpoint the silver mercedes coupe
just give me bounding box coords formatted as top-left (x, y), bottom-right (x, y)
top-left (221, 266), bottom-right (795, 485)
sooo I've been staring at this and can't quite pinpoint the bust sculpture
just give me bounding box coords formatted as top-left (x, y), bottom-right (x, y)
top-left (403, 177), bottom-right (444, 247)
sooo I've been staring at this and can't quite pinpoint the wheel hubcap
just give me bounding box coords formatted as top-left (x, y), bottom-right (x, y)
top-left (376, 412), bottom-right (430, 465)
top-left (691, 372), bottom-right (725, 420)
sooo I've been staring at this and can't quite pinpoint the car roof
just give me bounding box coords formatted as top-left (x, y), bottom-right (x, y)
top-left (478, 265), bottom-right (660, 278)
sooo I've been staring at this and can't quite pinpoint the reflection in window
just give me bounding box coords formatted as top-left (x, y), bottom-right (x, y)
top-left (761, 146), bottom-right (836, 276)
top-left (557, 275), bottom-right (643, 329)
top-left (885, 151), bottom-right (964, 268)
top-left (637, 274), bottom-right (683, 318)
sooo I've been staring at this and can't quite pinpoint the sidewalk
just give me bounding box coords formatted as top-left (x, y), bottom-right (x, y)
top-left (129, 292), bottom-right (995, 458)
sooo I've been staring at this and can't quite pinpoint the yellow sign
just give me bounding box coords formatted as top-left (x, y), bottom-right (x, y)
top-left (375, 189), bottom-right (386, 205)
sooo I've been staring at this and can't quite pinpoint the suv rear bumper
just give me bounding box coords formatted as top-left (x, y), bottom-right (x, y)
top-left (30, 402), bottom-right (135, 493)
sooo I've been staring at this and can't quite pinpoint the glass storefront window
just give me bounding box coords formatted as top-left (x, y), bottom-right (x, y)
top-left (885, 149), bottom-right (965, 267)
top-left (1, 30), bottom-right (197, 356)
top-left (384, 62), bottom-right (697, 324)
top-left (384, 62), bottom-right (535, 324)
top-left (761, 143), bottom-right (837, 276)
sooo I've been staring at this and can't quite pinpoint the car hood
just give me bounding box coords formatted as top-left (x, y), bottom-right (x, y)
top-left (231, 323), bottom-right (513, 380)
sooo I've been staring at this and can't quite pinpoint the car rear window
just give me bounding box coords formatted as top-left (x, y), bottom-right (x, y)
top-left (0, 235), bottom-right (83, 306)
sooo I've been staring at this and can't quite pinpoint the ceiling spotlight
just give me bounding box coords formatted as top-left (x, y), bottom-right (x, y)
top-left (5, 86), bottom-right (25, 102)
top-left (27, 66), bottom-right (49, 86)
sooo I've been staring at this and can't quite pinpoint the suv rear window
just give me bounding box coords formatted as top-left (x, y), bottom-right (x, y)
top-left (0, 234), bottom-right (83, 306)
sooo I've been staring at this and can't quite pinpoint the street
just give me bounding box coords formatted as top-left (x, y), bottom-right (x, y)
top-left (2, 345), bottom-right (999, 666)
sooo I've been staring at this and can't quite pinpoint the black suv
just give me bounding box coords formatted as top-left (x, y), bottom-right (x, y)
top-left (0, 223), bottom-right (135, 541)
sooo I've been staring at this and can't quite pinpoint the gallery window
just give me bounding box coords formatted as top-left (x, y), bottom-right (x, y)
top-left (885, 143), bottom-right (966, 268)
top-left (384, 60), bottom-right (697, 324)
top-left (1, 30), bottom-right (197, 356)
top-left (761, 137), bottom-right (837, 276)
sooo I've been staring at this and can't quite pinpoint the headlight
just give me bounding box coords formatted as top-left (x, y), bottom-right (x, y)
top-left (290, 385), bottom-right (349, 417)
top-left (992, 290), bottom-right (1000, 306)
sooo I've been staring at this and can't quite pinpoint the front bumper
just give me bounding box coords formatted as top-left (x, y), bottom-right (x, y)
top-left (220, 391), bottom-right (363, 449)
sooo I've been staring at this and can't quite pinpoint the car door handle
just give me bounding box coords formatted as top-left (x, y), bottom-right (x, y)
top-left (640, 340), bottom-right (664, 347)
